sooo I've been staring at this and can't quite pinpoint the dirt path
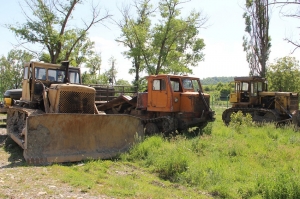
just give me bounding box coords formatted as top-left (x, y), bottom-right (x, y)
top-left (0, 127), bottom-right (110, 199)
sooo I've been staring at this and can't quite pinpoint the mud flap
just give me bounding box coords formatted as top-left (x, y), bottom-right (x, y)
top-left (23, 114), bottom-right (144, 164)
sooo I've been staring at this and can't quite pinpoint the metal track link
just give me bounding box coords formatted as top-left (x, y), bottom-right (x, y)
top-left (222, 107), bottom-right (282, 125)
top-left (142, 116), bottom-right (176, 133)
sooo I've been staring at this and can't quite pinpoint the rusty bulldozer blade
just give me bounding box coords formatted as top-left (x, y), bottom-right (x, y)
top-left (7, 110), bottom-right (144, 165)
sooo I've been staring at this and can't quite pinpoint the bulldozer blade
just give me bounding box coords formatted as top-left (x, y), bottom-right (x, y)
top-left (22, 114), bottom-right (144, 164)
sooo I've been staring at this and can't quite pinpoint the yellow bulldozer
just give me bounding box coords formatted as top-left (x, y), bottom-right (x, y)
top-left (6, 61), bottom-right (143, 165)
top-left (222, 76), bottom-right (299, 126)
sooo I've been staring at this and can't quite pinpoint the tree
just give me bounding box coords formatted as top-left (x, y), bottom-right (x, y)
top-left (107, 56), bottom-right (118, 85)
top-left (116, 0), bottom-right (153, 89)
top-left (266, 56), bottom-right (300, 92)
top-left (116, 79), bottom-right (134, 93)
top-left (0, 49), bottom-right (33, 97)
top-left (150, 0), bottom-right (206, 75)
top-left (116, 0), bottom-right (207, 87)
top-left (243, 0), bottom-right (271, 77)
top-left (7, 0), bottom-right (111, 65)
top-left (85, 52), bottom-right (102, 80)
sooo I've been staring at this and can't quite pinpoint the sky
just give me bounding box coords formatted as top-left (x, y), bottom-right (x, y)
top-left (0, 0), bottom-right (299, 82)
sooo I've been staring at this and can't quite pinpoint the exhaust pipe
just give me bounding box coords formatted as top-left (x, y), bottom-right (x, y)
top-left (61, 61), bottom-right (70, 83)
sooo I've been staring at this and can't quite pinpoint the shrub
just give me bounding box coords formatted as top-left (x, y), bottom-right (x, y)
top-left (202, 122), bottom-right (213, 135)
top-left (229, 111), bottom-right (253, 133)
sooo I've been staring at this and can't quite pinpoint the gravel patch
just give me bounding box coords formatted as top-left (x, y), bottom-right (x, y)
top-left (0, 127), bottom-right (112, 199)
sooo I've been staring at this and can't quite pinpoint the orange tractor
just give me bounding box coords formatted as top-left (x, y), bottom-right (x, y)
top-left (97, 74), bottom-right (215, 135)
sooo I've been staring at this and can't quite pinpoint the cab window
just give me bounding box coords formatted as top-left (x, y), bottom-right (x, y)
top-left (251, 82), bottom-right (258, 96)
top-left (153, 79), bottom-right (166, 91)
top-left (24, 67), bottom-right (29, 79)
top-left (258, 82), bottom-right (263, 91)
top-left (242, 82), bottom-right (248, 91)
top-left (235, 82), bottom-right (240, 92)
top-left (69, 71), bottom-right (80, 84)
top-left (192, 80), bottom-right (200, 91)
top-left (48, 69), bottom-right (65, 82)
top-left (35, 67), bottom-right (46, 80)
top-left (170, 79), bottom-right (180, 92)
top-left (182, 79), bottom-right (193, 89)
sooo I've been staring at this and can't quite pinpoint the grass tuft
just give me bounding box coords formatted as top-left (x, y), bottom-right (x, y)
top-left (43, 107), bottom-right (300, 198)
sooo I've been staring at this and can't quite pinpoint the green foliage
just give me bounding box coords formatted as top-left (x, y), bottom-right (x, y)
top-left (201, 76), bottom-right (234, 85)
top-left (7, 0), bottom-right (107, 65)
top-left (116, 0), bottom-right (152, 85)
top-left (122, 136), bottom-right (164, 161)
top-left (243, 0), bottom-right (271, 77)
top-left (154, 147), bottom-right (189, 182)
top-left (229, 111), bottom-right (253, 133)
top-left (202, 122), bottom-right (213, 136)
top-left (134, 77), bottom-right (148, 92)
top-left (257, 170), bottom-right (300, 198)
top-left (82, 72), bottom-right (110, 85)
top-left (50, 107), bottom-right (300, 198)
top-left (52, 160), bottom-right (111, 190)
top-left (84, 52), bottom-right (102, 80)
top-left (267, 56), bottom-right (300, 92)
top-left (117, 0), bottom-right (207, 78)
top-left (0, 49), bottom-right (33, 97)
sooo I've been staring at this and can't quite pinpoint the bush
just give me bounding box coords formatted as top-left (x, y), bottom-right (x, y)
top-left (229, 111), bottom-right (253, 133)
top-left (202, 122), bottom-right (213, 135)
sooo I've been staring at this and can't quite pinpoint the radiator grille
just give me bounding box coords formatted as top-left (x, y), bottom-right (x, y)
top-left (59, 91), bottom-right (95, 113)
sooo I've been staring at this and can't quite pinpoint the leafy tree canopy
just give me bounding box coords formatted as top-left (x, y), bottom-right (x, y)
top-left (266, 56), bottom-right (300, 92)
top-left (7, 0), bottom-right (110, 65)
top-left (0, 49), bottom-right (34, 97)
top-left (116, 0), bottom-right (207, 89)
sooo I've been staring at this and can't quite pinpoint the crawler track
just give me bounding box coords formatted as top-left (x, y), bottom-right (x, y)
top-left (222, 108), bottom-right (282, 125)
top-left (143, 116), bottom-right (177, 135)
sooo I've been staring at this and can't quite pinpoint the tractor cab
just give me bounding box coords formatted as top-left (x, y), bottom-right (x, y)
top-left (229, 76), bottom-right (267, 108)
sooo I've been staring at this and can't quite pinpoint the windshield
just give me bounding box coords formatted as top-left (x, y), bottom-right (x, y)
top-left (182, 79), bottom-right (193, 89)
top-left (192, 80), bottom-right (200, 91)
top-left (48, 69), bottom-right (65, 82)
top-left (47, 69), bottom-right (80, 83)
top-left (69, 71), bottom-right (80, 84)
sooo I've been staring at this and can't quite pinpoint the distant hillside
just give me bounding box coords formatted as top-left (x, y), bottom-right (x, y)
top-left (201, 76), bottom-right (234, 85)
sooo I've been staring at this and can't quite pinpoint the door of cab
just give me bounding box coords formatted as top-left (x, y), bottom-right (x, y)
top-left (147, 77), bottom-right (170, 111)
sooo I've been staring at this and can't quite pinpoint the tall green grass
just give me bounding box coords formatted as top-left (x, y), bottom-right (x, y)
top-left (52, 107), bottom-right (300, 198)
top-left (121, 108), bottom-right (300, 198)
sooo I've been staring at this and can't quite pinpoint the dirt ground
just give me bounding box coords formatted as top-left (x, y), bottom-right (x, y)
top-left (0, 127), bottom-right (111, 199)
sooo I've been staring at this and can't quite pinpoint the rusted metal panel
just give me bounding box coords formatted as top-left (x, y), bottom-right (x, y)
top-left (180, 93), bottom-right (195, 112)
top-left (7, 111), bottom-right (144, 164)
top-left (136, 93), bottom-right (148, 109)
top-left (97, 95), bottom-right (133, 111)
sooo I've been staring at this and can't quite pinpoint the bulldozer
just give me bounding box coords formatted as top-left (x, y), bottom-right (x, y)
top-left (6, 61), bottom-right (143, 165)
top-left (96, 74), bottom-right (215, 135)
top-left (222, 76), bottom-right (299, 125)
